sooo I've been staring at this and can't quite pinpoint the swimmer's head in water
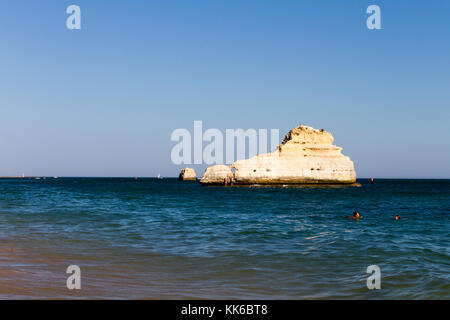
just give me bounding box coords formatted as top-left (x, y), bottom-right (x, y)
top-left (395, 215), bottom-right (400, 220)
top-left (353, 211), bottom-right (360, 218)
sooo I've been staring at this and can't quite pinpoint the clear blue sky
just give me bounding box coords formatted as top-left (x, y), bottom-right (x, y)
top-left (1, 0), bottom-right (449, 178)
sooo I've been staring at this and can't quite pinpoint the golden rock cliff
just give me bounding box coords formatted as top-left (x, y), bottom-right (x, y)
top-left (200, 125), bottom-right (356, 185)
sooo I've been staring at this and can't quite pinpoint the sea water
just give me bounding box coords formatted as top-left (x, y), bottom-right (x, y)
top-left (0, 178), bottom-right (448, 299)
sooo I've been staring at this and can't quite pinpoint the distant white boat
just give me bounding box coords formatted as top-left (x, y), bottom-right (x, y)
top-left (157, 174), bottom-right (163, 179)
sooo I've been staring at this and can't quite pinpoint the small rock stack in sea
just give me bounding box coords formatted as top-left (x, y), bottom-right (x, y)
top-left (179, 168), bottom-right (197, 181)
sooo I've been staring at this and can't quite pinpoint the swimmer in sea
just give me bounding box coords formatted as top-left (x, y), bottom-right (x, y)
top-left (352, 211), bottom-right (362, 219)
top-left (394, 215), bottom-right (400, 220)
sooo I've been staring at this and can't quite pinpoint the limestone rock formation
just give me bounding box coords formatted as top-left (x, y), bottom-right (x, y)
top-left (179, 168), bottom-right (197, 181)
top-left (200, 125), bottom-right (356, 185)
top-left (199, 165), bottom-right (233, 185)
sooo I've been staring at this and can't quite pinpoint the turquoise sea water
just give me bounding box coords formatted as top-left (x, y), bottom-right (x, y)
top-left (0, 178), bottom-right (448, 299)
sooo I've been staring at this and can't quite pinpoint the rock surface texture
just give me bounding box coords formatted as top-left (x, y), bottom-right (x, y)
top-left (200, 125), bottom-right (356, 185)
top-left (199, 165), bottom-right (233, 185)
top-left (179, 168), bottom-right (197, 181)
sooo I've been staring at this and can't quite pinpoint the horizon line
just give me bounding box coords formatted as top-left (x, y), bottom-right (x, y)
top-left (0, 176), bottom-right (449, 180)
